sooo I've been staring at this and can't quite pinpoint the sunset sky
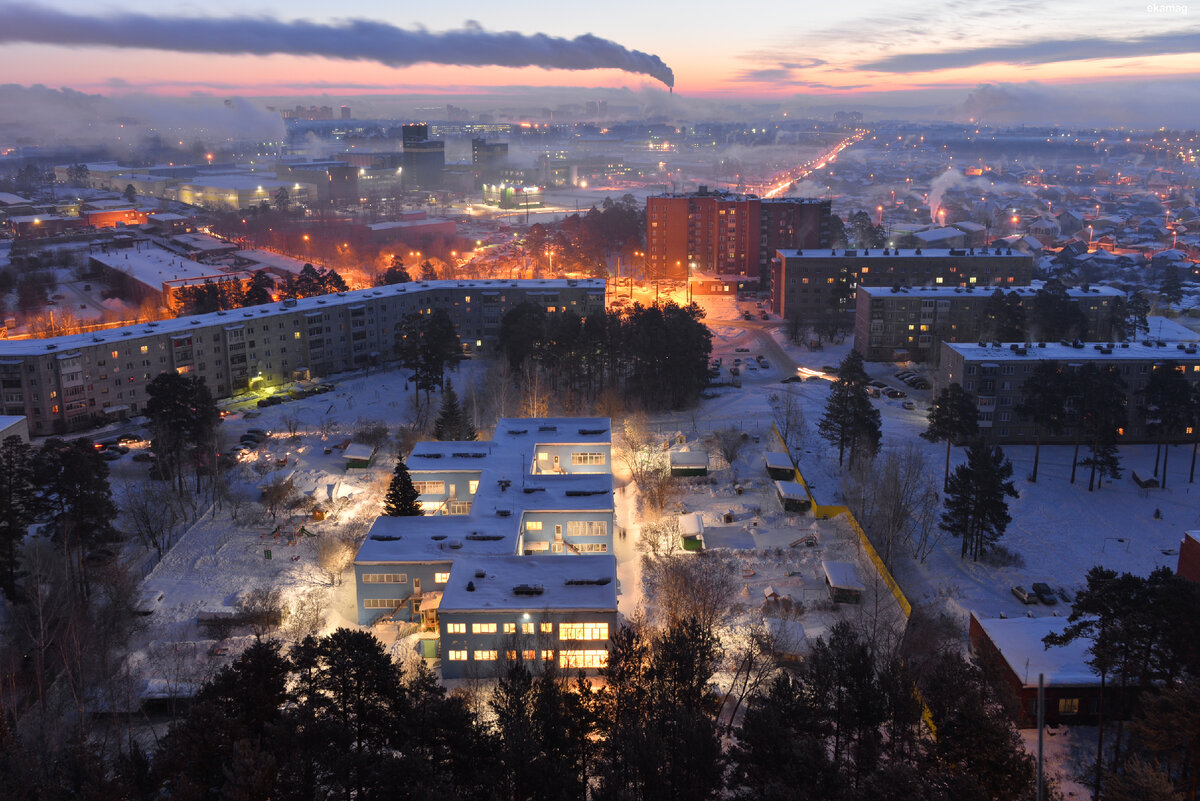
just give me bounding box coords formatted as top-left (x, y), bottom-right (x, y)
top-left (1, 0), bottom-right (1199, 105)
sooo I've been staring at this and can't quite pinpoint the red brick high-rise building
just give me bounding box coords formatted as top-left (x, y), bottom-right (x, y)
top-left (645, 187), bottom-right (831, 286)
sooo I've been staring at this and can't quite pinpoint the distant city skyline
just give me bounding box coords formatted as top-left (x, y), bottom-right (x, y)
top-left (1, 0), bottom-right (1199, 125)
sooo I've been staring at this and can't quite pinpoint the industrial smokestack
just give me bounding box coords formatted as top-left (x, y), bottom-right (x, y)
top-left (0, 5), bottom-right (676, 89)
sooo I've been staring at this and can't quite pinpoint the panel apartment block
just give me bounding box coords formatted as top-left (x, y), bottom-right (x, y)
top-left (646, 188), bottom-right (830, 284)
top-left (771, 247), bottom-right (1034, 320)
top-left (855, 283), bottom-right (1122, 362)
top-left (0, 279), bottom-right (604, 436)
top-left (937, 340), bottom-right (1200, 443)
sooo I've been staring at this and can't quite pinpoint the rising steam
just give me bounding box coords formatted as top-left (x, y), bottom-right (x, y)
top-left (0, 6), bottom-right (675, 89)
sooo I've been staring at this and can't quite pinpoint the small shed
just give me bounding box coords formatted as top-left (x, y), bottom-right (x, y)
top-left (670, 448), bottom-right (710, 477)
top-left (774, 480), bottom-right (812, 512)
top-left (679, 512), bottom-right (705, 551)
top-left (342, 442), bottom-right (378, 469)
top-left (821, 560), bottom-right (865, 604)
top-left (764, 451), bottom-right (795, 481)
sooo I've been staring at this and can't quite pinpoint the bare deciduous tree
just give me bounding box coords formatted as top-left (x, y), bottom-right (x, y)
top-left (281, 588), bottom-right (329, 643)
top-left (236, 585), bottom-right (282, 638)
top-left (712, 427), bottom-right (748, 468)
top-left (281, 412), bottom-right (304, 440)
top-left (259, 475), bottom-right (297, 521)
top-left (121, 479), bottom-right (186, 558)
top-left (316, 535), bottom-right (355, 586)
top-left (770, 388), bottom-right (809, 455)
top-left (519, 360), bottom-right (552, 418)
top-left (641, 549), bottom-right (737, 634)
top-left (841, 442), bottom-right (941, 565)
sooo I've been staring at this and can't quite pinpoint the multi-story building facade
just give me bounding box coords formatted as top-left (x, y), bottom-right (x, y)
top-left (645, 188), bottom-right (830, 284)
top-left (937, 340), bottom-right (1200, 443)
top-left (354, 418), bottom-right (618, 678)
top-left (855, 283), bottom-right (1123, 362)
top-left (771, 247), bottom-right (1034, 321)
top-left (0, 279), bottom-right (605, 436)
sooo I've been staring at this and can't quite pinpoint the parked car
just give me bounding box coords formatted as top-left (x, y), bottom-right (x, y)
top-left (901, 400), bottom-right (916, 410)
top-left (246, 428), bottom-right (270, 438)
top-left (100, 449), bottom-right (123, 461)
top-left (117, 433), bottom-right (141, 444)
top-left (131, 452), bottom-right (156, 463)
top-left (1011, 585), bottom-right (1037, 604)
top-left (868, 387), bottom-right (881, 398)
top-left (894, 370), bottom-right (916, 380)
top-left (869, 380), bottom-right (888, 389)
top-left (1031, 582), bottom-right (1058, 605)
top-left (758, 361), bottom-right (770, 369)
top-left (735, 347), bottom-right (750, 353)
top-left (1057, 586), bottom-right (1075, 603)
top-left (781, 375), bottom-right (804, 383)
top-left (884, 388), bottom-right (907, 399)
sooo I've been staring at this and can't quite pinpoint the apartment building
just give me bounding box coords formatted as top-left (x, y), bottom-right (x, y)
top-left (937, 340), bottom-right (1200, 443)
top-left (771, 247), bottom-right (1034, 320)
top-left (646, 188), bottom-right (830, 283)
top-left (855, 283), bottom-right (1122, 362)
top-left (353, 418), bottom-right (618, 678)
top-left (0, 279), bottom-right (605, 437)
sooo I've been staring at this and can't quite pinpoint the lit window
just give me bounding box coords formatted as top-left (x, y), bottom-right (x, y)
top-left (559, 650), bottom-right (608, 669)
top-left (521, 623), bottom-right (535, 634)
top-left (504, 623), bottom-right (516, 633)
top-left (446, 623), bottom-right (466, 634)
top-left (363, 599), bottom-right (404, 609)
top-left (448, 650), bottom-right (467, 661)
top-left (140, 345), bottom-right (149, 354)
top-left (1057, 698), bottom-right (1079, 715)
top-left (472, 623), bottom-right (497, 634)
top-left (541, 650), bottom-right (555, 661)
top-left (362, 573), bottom-right (407, 584)
top-left (571, 452), bottom-right (606, 466)
top-left (541, 622), bottom-right (553, 633)
top-left (523, 650), bottom-right (536, 661)
top-left (469, 480), bottom-right (479, 494)
top-left (294, 332), bottom-right (301, 339)
top-left (525, 520), bottom-right (543, 531)
top-left (474, 650), bottom-right (497, 661)
top-left (559, 622), bottom-right (609, 641)
top-left (434, 572), bottom-right (450, 584)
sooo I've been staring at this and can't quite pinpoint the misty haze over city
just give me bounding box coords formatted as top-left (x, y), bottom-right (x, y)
top-left (2, 3), bottom-right (1200, 801)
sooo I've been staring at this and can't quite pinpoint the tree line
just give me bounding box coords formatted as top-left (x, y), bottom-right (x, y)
top-left (170, 264), bottom-right (349, 317)
top-left (0, 616), bottom-right (1048, 801)
top-left (498, 300), bottom-right (713, 412)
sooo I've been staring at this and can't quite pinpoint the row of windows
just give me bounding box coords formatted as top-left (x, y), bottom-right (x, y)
top-left (570, 452), bottom-right (606, 465)
top-left (362, 573), bottom-right (407, 583)
top-left (446, 649), bottom-right (608, 668)
top-left (444, 621), bottom-right (608, 639)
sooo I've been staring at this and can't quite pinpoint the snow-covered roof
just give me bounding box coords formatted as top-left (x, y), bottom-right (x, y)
top-left (775, 480), bottom-right (808, 501)
top-left (89, 245), bottom-right (238, 290)
top-left (778, 247), bottom-right (1028, 260)
top-left (946, 339), bottom-right (1200, 362)
top-left (822, 561), bottom-right (865, 592)
top-left (0, 277), bottom-right (605, 356)
top-left (438, 555), bottom-right (617, 612)
top-left (973, 615), bottom-right (1098, 688)
top-left (859, 283), bottom-right (1122, 300)
top-left (342, 443), bottom-right (376, 462)
top-left (764, 452), bottom-right (794, 471)
top-left (679, 512), bottom-right (704, 537)
top-left (669, 449), bottom-right (709, 467)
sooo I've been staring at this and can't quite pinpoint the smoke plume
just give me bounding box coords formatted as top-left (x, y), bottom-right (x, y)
top-left (0, 5), bottom-right (675, 89)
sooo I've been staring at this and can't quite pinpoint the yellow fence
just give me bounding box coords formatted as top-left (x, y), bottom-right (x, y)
top-left (770, 423), bottom-right (911, 619)
top-left (770, 424), bottom-right (936, 738)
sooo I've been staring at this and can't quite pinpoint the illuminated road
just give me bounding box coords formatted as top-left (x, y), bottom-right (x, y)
top-left (756, 129), bottom-right (869, 199)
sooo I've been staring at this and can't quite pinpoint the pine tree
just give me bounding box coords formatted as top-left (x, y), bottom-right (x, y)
top-left (818, 350), bottom-right (880, 467)
top-left (433, 382), bottom-right (475, 441)
top-left (382, 459), bottom-right (421, 516)
top-left (940, 441), bottom-right (1019, 561)
top-left (1015, 360), bottom-right (1070, 482)
top-left (1075, 364), bottom-right (1128, 491)
top-left (1142, 360), bottom-right (1192, 489)
top-left (1161, 263), bottom-right (1183, 308)
top-left (0, 435), bottom-right (36, 600)
top-left (921, 382), bottom-right (979, 491)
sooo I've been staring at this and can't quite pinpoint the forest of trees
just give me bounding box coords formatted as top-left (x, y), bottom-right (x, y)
top-left (0, 616), bottom-right (1057, 801)
top-left (497, 300), bottom-right (713, 412)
